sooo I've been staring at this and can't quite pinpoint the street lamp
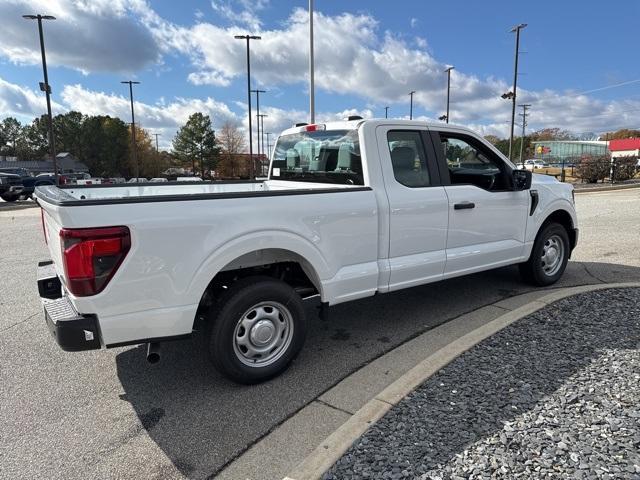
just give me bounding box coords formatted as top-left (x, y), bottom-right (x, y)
top-left (258, 114), bottom-right (268, 176)
top-left (309, 0), bottom-right (315, 123)
top-left (251, 89), bottom-right (266, 157)
top-left (409, 91), bottom-right (416, 120)
top-left (506, 23), bottom-right (527, 162)
top-left (23, 14), bottom-right (57, 184)
top-left (444, 66), bottom-right (454, 124)
top-left (234, 34), bottom-right (261, 179)
top-left (384, 106), bottom-right (389, 118)
top-left (121, 80), bottom-right (141, 181)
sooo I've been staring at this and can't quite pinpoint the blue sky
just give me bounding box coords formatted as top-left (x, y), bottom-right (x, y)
top-left (1, 0), bottom-right (639, 149)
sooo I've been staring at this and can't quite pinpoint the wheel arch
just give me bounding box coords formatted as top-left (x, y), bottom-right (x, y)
top-left (542, 208), bottom-right (577, 251)
top-left (188, 231), bottom-right (331, 321)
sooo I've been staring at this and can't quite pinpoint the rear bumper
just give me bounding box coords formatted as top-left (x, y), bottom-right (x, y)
top-left (38, 260), bottom-right (102, 352)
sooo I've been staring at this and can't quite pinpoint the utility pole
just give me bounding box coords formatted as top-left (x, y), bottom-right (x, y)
top-left (507, 23), bottom-right (527, 162)
top-left (444, 66), bottom-right (454, 124)
top-left (121, 80), bottom-right (141, 181)
top-left (384, 106), bottom-right (389, 118)
top-left (518, 104), bottom-right (531, 167)
top-left (251, 89), bottom-right (266, 158)
top-left (266, 132), bottom-right (272, 158)
top-left (234, 34), bottom-right (261, 179)
top-left (153, 133), bottom-right (161, 178)
top-left (409, 91), bottom-right (416, 120)
top-left (309, 0), bottom-right (315, 123)
top-left (258, 114), bottom-right (268, 176)
top-left (23, 14), bottom-right (57, 184)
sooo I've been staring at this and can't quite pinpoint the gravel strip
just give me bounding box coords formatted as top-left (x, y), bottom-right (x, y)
top-left (324, 288), bottom-right (640, 479)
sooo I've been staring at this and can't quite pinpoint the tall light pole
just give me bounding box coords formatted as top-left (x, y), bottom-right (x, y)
top-left (384, 106), bottom-right (389, 118)
top-left (518, 104), bottom-right (531, 167)
top-left (409, 91), bottom-right (416, 120)
top-left (507, 23), bottom-right (527, 162)
top-left (444, 66), bottom-right (454, 124)
top-left (234, 34), bottom-right (261, 179)
top-left (251, 89), bottom-right (266, 158)
top-left (23, 14), bottom-right (57, 184)
top-left (121, 80), bottom-right (140, 181)
top-left (258, 114), bottom-right (268, 176)
top-left (309, 0), bottom-right (315, 123)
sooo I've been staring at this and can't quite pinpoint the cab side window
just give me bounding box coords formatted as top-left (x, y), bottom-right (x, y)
top-left (439, 134), bottom-right (510, 191)
top-left (387, 130), bottom-right (431, 188)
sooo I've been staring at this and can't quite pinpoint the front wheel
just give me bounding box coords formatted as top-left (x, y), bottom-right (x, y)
top-left (519, 222), bottom-right (570, 286)
top-left (207, 277), bottom-right (307, 384)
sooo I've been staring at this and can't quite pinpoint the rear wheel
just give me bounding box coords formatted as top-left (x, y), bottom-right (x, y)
top-left (0, 194), bottom-right (18, 202)
top-left (519, 222), bottom-right (570, 286)
top-left (207, 277), bottom-right (307, 384)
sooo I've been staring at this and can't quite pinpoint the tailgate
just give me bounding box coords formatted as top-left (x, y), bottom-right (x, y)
top-left (40, 204), bottom-right (66, 283)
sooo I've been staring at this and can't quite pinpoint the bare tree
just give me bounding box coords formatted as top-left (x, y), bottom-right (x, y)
top-left (217, 122), bottom-right (247, 177)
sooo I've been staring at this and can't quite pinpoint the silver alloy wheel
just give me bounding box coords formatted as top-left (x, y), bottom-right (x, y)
top-left (541, 233), bottom-right (565, 276)
top-left (232, 301), bottom-right (294, 367)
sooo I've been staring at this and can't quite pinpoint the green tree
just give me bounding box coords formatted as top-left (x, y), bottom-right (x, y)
top-left (54, 111), bottom-right (85, 157)
top-left (172, 113), bottom-right (220, 178)
top-left (79, 116), bottom-right (130, 176)
top-left (0, 117), bottom-right (23, 156)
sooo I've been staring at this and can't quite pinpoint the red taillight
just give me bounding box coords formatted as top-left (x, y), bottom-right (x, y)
top-left (304, 124), bottom-right (325, 132)
top-left (60, 226), bottom-right (131, 296)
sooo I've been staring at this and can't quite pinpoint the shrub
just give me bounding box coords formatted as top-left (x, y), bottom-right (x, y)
top-left (575, 155), bottom-right (611, 183)
top-left (612, 156), bottom-right (638, 182)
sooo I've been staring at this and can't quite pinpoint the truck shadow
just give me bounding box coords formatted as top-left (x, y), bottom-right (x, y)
top-left (114, 261), bottom-right (640, 479)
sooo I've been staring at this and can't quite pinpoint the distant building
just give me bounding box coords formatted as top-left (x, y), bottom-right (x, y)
top-left (0, 152), bottom-right (89, 174)
top-left (532, 140), bottom-right (608, 165)
top-left (607, 138), bottom-right (640, 160)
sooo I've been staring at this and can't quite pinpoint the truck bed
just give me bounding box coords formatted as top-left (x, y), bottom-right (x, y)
top-left (35, 180), bottom-right (357, 206)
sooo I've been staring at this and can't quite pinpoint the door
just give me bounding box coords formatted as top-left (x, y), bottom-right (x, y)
top-left (430, 130), bottom-right (529, 276)
top-left (376, 126), bottom-right (449, 291)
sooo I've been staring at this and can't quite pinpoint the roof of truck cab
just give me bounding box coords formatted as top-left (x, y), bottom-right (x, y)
top-left (278, 119), bottom-right (477, 137)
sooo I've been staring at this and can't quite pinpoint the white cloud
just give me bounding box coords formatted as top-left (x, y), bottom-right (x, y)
top-left (410, 17), bottom-right (418, 28)
top-left (0, 76), bottom-right (65, 121)
top-left (210, 0), bottom-right (269, 31)
top-left (0, 0), bottom-right (160, 73)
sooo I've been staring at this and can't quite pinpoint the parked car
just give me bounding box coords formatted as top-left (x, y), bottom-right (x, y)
top-left (127, 177), bottom-right (149, 183)
top-left (149, 177), bottom-right (168, 182)
top-left (0, 172), bottom-right (24, 201)
top-left (177, 176), bottom-right (203, 181)
top-left (35, 119), bottom-right (578, 384)
top-left (523, 159), bottom-right (546, 171)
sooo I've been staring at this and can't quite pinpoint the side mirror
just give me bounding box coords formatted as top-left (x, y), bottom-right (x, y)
top-left (512, 169), bottom-right (532, 191)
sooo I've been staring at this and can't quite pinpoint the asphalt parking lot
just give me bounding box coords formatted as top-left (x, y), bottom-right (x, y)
top-left (1, 189), bottom-right (639, 480)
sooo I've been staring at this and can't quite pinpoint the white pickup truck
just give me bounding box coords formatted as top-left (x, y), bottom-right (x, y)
top-left (35, 119), bottom-right (578, 383)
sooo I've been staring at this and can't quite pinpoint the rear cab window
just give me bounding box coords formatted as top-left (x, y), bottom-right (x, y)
top-left (270, 129), bottom-right (363, 185)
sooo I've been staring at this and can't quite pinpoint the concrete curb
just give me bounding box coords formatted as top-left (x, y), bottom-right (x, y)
top-left (574, 183), bottom-right (640, 194)
top-left (283, 282), bottom-right (640, 480)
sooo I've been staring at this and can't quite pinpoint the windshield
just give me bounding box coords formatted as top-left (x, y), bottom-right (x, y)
top-left (270, 129), bottom-right (363, 185)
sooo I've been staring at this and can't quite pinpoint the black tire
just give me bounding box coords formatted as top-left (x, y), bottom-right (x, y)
top-left (207, 276), bottom-right (307, 384)
top-left (1, 194), bottom-right (18, 202)
top-left (519, 222), bottom-right (570, 286)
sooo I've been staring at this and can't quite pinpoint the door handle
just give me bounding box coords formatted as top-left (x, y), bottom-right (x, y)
top-left (454, 201), bottom-right (475, 210)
